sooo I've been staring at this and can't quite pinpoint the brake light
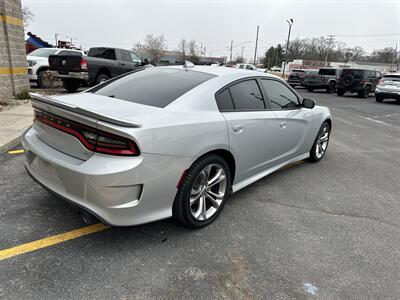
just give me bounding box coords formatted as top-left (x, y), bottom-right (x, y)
top-left (80, 58), bottom-right (88, 70)
top-left (34, 110), bottom-right (139, 156)
top-left (378, 80), bottom-right (384, 86)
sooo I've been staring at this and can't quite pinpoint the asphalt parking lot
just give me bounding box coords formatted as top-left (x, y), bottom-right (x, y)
top-left (1, 89), bottom-right (399, 299)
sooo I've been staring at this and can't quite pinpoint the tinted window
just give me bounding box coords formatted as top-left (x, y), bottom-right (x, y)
top-left (318, 68), bottom-right (336, 76)
top-left (88, 48), bottom-right (116, 60)
top-left (92, 68), bottom-right (215, 108)
top-left (216, 89), bottom-right (234, 111)
top-left (341, 69), bottom-right (363, 79)
top-left (238, 65), bottom-right (244, 69)
top-left (383, 75), bottom-right (400, 82)
top-left (229, 80), bottom-right (265, 110)
top-left (260, 79), bottom-right (300, 109)
top-left (58, 50), bottom-right (81, 56)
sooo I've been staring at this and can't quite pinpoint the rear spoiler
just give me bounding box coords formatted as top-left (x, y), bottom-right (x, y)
top-left (29, 93), bottom-right (141, 128)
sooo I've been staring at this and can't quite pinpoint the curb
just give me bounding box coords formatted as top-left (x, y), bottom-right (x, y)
top-left (0, 136), bottom-right (22, 155)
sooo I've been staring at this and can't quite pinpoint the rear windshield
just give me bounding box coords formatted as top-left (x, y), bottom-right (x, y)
top-left (383, 75), bottom-right (400, 82)
top-left (292, 69), bottom-right (305, 73)
top-left (88, 48), bottom-right (116, 60)
top-left (318, 69), bottom-right (336, 76)
top-left (92, 68), bottom-right (216, 108)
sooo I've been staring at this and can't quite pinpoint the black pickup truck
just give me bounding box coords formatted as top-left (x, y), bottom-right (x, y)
top-left (49, 47), bottom-right (149, 92)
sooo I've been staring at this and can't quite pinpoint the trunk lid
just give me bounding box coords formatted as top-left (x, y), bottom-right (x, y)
top-left (30, 92), bottom-right (160, 160)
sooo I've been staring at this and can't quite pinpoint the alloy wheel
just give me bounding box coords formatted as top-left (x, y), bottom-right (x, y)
top-left (315, 125), bottom-right (329, 159)
top-left (189, 164), bottom-right (227, 221)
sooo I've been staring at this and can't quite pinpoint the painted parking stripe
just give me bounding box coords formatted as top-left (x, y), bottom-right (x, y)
top-left (0, 223), bottom-right (110, 261)
top-left (8, 149), bottom-right (25, 154)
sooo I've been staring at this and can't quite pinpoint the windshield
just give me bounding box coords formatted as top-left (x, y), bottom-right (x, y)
top-left (91, 68), bottom-right (216, 108)
top-left (29, 48), bottom-right (58, 58)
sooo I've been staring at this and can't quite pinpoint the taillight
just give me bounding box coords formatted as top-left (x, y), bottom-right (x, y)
top-left (34, 110), bottom-right (139, 156)
top-left (80, 58), bottom-right (88, 70)
top-left (378, 80), bottom-right (384, 86)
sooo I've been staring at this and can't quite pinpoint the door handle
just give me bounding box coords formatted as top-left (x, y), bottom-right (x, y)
top-left (232, 124), bottom-right (244, 134)
top-left (121, 63), bottom-right (126, 66)
top-left (279, 121), bottom-right (287, 129)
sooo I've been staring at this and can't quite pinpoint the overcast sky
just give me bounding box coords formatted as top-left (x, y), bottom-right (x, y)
top-left (23, 0), bottom-right (400, 59)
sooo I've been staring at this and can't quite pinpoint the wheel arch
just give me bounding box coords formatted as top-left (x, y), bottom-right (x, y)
top-left (96, 68), bottom-right (111, 79)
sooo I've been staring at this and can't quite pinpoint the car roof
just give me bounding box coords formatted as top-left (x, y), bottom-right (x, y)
top-left (160, 65), bottom-right (276, 78)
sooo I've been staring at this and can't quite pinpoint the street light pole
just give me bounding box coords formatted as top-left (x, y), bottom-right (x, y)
top-left (230, 40), bottom-right (233, 63)
top-left (253, 25), bottom-right (259, 65)
top-left (282, 18), bottom-right (293, 77)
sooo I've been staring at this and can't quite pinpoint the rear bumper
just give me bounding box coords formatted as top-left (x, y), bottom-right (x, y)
top-left (22, 127), bottom-right (190, 226)
top-left (49, 70), bottom-right (89, 81)
top-left (303, 82), bottom-right (327, 88)
top-left (375, 90), bottom-right (400, 99)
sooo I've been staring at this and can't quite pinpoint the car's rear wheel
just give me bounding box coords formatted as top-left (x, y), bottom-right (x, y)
top-left (337, 88), bottom-right (345, 96)
top-left (308, 122), bottom-right (331, 163)
top-left (173, 154), bottom-right (231, 228)
top-left (64, 79), bottom-right (80, 93)
top-left (307, 87), bottom-right (314, 92)
top-left (37, 70), bottom-right (46, 88)
top-left (358, 86), bottom-right (370, 98)
top-left (375, 95), bottom-right (384, 102)
top-left (327, 81), bottom-right (336, 93)
top-left (95, 73), bottom-right (110, 85)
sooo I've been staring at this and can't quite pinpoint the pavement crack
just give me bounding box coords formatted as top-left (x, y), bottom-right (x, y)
top-left (263, 199), bottom-right (400, 230)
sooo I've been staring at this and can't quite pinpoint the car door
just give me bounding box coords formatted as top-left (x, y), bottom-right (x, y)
top-left (217, 79), bottom-right (279, 184)
top-left (259, 78), bottom-right (314, 164)
top-left (119, 50), bottom-right (138, 75)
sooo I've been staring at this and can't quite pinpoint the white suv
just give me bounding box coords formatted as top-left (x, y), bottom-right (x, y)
top-left (27, 48), bottom-right (84, 88)
top-left (235, 63), bottom-right (258, 71)
top-left (375, 73), bottom-right (400, 103)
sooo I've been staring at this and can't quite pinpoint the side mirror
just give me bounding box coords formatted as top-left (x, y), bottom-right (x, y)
top-left (303, 98), bottom-right (315, 109)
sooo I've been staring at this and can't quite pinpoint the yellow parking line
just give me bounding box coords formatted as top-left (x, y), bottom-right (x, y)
top-left (0, 223), bottom-right (110, 261)
top-left (8, 149), bottom-right (25, 154)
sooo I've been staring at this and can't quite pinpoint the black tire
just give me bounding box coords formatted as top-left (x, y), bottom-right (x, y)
top-left (375, 96), bottom-right (384, 103)
top-left (306, 87), bottom-right (314, 92)
top-left (359, 86), bottom-right (370, 98)
top-left (336, 88), bottom-right (345, 96)
top-left (37, 70), bottom-right (46, 88)
top-left (95, 73), bottom-right (110, 85)
top-left (64, 79), bottom-right (80, 93)
top-left (173, 154), bottom-right (231, 228)
top-left (327, 81), bottom-right (336, 93)
top-left (289, 84), bottom-right (296, 89)
top-left (308, 122), bottom-right (331, 163)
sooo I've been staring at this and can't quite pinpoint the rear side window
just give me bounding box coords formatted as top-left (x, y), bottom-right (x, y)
top-left (260, 79), bottom-right (300, 110)
top-left (229, 80), bottom-right (265, 110)
top-left (58, 50), bottom-right (81, 56)
top-left (318, 69), bottom-right (336, 76)
top-left (92, 68), bottom-right (215, 108)
top-left (216, 89), bottom-right (234, 111)
top-left (88, 48), bottom-right (116, 60)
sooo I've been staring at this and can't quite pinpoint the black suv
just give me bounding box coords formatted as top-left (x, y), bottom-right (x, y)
top-left (337, 69), bottom-right (382, 98)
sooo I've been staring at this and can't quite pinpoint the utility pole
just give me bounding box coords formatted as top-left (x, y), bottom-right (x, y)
top-left (253, 25), bottom-right (259, 65)
top-left (325, 35), bottom-right (334, 66)
top-left (55, 33), bottom-right (58, 47)
top-left (241, 46), bottom-right (244, 60)
top-left (282, 18), bottom-right (294, 77)
top-left (230, 40), bottom-right (233, 63)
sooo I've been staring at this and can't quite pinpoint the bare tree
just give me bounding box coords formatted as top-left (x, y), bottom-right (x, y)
top-left (135, 34), bottom-right (166, 65)
top-left (178, 39), bottom-right (187, 62)
top-left (22, 6), bottom-right (34, 29)
top-left (188, 40), bottom-right (199, 63)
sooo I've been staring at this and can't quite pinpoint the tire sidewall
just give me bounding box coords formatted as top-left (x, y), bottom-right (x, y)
top-left (309, 122), bottom-right (331, 162)
top-left (96, 74), bottom-right (110, 85)
top-left (175, 155), bottom-right (231, 228)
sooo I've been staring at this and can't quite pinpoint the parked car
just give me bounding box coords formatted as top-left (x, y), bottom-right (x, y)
top-left (375, 73), bottom-right (400, 102)
top-left (270, 66), bottom-right (281, 72)
top-left (336, 69), bottom-right (382, 98)
top-left (287, 69), bottom-right (308, 88)
top-left (303, 68), bottom-right (342, 93)
top-left (24, 66), bottom-right (332, 228)
top-left (27, 48), bottom-right (85, 88)
top-left (49, 47), bottom-right (149, 92)
top-left (236, 63), bottom-right (258, 71)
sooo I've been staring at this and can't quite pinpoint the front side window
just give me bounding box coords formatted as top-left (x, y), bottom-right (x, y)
top-left (130, 52), bottom-right (142, 64)
top-left (120, 50), bottom-right (132, 62)
top-left (92, 68), bottom-right (215, 108)
top-left (228, 80), bottom-right (265, 110)
top-left (260, 79), bottom-right (300, 110)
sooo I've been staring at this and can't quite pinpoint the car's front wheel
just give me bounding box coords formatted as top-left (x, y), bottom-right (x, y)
top-left (173, 154), bottom-right (231, 228)
top-left (375, 95), bottom-right (384, 102)
top-left (308, 122), bottom-right (331, 163)
top-left (337, 88), bottom-right (345, 96)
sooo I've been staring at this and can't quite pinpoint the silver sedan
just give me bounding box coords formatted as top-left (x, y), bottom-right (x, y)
top-left (23, 65), bottom-right (332, 228)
